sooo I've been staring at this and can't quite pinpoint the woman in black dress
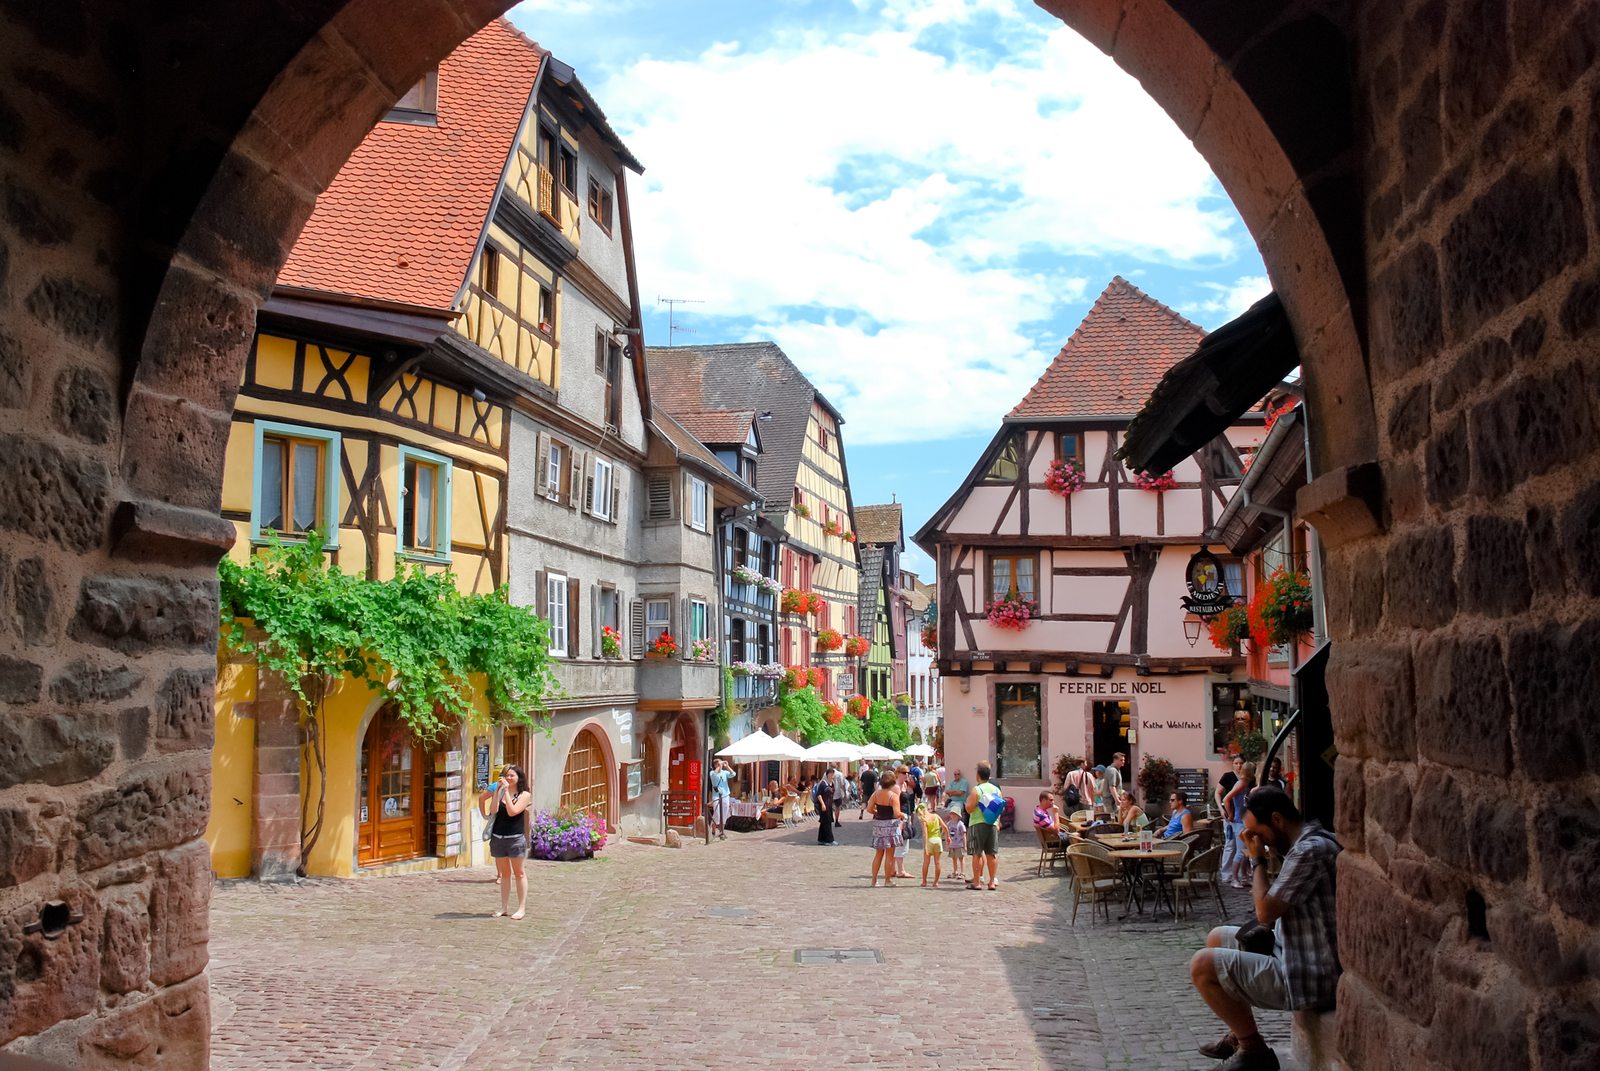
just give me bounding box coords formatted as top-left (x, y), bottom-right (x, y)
top-left (816, 774), bottom-right (836, 845)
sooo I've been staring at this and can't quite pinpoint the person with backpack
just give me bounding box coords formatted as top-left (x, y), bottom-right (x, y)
top-left (1063, 757), bottom-right (1096, 819)
top-left (964, 762), bottom-right (1004, 890)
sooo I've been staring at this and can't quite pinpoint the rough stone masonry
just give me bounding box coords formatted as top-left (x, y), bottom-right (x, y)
top-left (1, 1), bottom-right (1599, 1069)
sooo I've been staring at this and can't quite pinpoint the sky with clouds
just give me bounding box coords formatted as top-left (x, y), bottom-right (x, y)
top-left (508, 0), bottom-right (1271, 574)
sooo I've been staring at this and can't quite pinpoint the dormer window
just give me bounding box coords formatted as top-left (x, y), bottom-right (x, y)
top-left (385, 70), bottom-right (438, 125)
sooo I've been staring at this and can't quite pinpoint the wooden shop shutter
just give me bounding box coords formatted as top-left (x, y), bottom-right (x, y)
top-left (567, 577), bottom-right (581, 657)
top-left (629, 597), bottom-right (645, 659)
top-left (535, 569), bottom-right (548, 617)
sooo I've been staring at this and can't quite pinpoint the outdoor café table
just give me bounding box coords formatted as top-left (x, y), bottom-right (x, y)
top-left (725, 798), bottom-right (764, 819)
top-left (1108, 847), bottom-right (1184, 920)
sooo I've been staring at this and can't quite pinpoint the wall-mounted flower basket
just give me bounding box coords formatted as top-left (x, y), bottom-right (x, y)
top-left (1134, 470), bottom-right (1177, 492)
top-left (809, 667), bottom-right (826, 688)
top-left (846, 696), bottom-right (869, 718)
top-left (822, 518), bottom-right (845, 537)
top-left (843, 635), bottom-right (869, 657)
top-left (1044, 459), bottom-right (1085, 496)
top-left (1247, 569), bottom-right (1314, 646)
top-left (1206, 604), bottom-right (1250, 653)
top-left (824, 702), bottom-right (846, 725)
top-left (986, 596), bottom-right (1036, 631)
top-left (816, 628), bottom-right (844, 652)
top-left (781, 589), bottom-right (826, 615)
top-left (646, 632), bottom-right (678, 658)
top-left (921, 621), bottom-right (937, 649)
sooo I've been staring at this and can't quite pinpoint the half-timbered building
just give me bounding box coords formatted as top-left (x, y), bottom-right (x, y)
top-left (913, 278), bottom-right (1260, 806)
top-left (648, 343), bottom-right (862, 712)
top-left (855, 504), bottom-right (908, 703)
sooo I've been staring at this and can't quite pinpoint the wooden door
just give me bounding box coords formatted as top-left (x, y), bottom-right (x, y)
top-left (357, 707), bottom-right (425, 866)
top-left (560, 728), bottom-right (609, 819)
top-left (502, 727), bottom-right (526, 779)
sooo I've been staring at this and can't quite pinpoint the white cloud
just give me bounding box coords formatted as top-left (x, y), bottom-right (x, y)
top-left (1178, 275), bottom-right (1273, 324)
top-left (586, 0), bottom-right (1251, 444)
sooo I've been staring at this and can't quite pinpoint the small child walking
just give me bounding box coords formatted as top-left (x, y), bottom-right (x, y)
top-left (944, 808), bottom-right (968, 881)
top-left (918, 803), bottom-right (949, 887)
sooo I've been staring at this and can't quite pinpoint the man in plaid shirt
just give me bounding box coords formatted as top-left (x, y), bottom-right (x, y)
top-left (1189, 786), bottom-right (1341, 1071)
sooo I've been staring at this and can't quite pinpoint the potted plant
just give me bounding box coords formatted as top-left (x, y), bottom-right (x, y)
top-left (846, 695), bottom-right (869, 718)
top-left (646, 632), bottom-right (678, 658)
top-left (920, 620), bottom-right (937, 648)
top-left (1230, 727), bottom-right (1269, 764)
top-left (1137, 754), bottom-right (1176, 813)
top-left (1044, 458), bottom-right (1085, 496)
top-left (843, 634), bottom-right (869, 657)
top-left (1248, 568), bottom-right (1314, 646)
top-left (986, 595), bottom-right (1035, 631)
top-left (689, 637), bottom-right (715, 662)
top-left (792, 502), bottom-right (811, 518)
top-left (1134, 470), bottom-right (1178, 492)
top-left (1207, 604), bottom-right (1250, 653)
top-left (527, 809), bottom-right (605, 861)
top-left (730, 563), bottom-right (763, 585)
top-left (600, 625), bottom-right (622, 659)
top-left (809, 667), bottom-right (826, 688)
top-left (816, 628), bottom-right (844, 652)
top-left (822, 517), bottom-right (845, 537)
top-left (824, 701), bottom-right (846, 725)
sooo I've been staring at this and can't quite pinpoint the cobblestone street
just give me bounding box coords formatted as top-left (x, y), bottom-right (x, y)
top-left (209, 820), bottom-right (1300, 1071)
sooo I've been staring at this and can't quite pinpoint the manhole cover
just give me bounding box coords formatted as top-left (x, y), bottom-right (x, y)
top-left (703, 907), bottom-right (754, 917)
top-left (794, 948), bottom-right (883, 965)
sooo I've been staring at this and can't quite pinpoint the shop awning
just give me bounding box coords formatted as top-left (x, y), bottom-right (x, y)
top-left (1209, 407), bottom-right (1308, 554)
top-left (1117, 292), bottom-right (1300, 476)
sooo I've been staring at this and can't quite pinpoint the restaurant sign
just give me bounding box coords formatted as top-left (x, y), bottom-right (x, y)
top-left (1180, 547), bottom-right (1235, 618)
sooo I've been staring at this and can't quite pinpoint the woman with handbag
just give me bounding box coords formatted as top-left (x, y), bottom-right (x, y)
top-left (478, 765), bottom-right (532, 920)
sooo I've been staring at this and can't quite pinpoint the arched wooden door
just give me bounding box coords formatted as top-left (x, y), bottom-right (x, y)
top-left (560, 728), bottom-right (609, 818)
top-left (357, 706), bottom-right (425, 866)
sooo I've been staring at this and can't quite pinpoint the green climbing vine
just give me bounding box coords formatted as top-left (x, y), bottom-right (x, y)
top-left (864, 698), bottom-right (913, 750)
top-left (218, 532), bottom-right (562, 868)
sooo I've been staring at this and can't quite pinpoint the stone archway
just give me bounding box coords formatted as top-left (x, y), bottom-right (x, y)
top-left (3, 1), bottom-right (1597, 1066)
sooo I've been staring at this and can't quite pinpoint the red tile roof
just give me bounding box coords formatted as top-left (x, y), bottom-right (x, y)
top-left (670, 409), bottom-right (756, 446)
top-left (1008, 277), bottom-right (1207, 420)
top-left (276, 19), bottom-right (542, 310)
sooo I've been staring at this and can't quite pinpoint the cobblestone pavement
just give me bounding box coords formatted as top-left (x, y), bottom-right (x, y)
top-left (209, 817), bottom-right (1301, 1071)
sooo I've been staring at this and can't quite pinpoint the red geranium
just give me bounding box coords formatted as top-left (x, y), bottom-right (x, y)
top-left (843, 635), bottom-right (869, 656)
top-left (847, 695), bottom-right (869, 718)
top-left (1044, 459), bottom-right (1084, 495)
top-left (986, 596), bottom-right (1035, 631)
top-left (824, 702), bottom-right (846, 725)
top-left (816, 628), bottom-right (844, 652)
top-left (809, 667), bottom-right (826, 688)
top-left (1134, 470), bottom-right (1177, 492)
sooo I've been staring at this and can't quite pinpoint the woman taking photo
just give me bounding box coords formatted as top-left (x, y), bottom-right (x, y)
top-left (478, 765), bottom-right (531, 920)
top-left (868, 771), bottom-right (904, 887)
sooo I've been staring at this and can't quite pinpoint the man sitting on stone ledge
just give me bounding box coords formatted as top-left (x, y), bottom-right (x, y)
top-left (1189, 786), bottom-right (1341, 1071)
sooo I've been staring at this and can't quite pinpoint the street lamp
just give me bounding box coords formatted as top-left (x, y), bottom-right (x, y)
top-left (1183, 613), bottom-right (1203, 648)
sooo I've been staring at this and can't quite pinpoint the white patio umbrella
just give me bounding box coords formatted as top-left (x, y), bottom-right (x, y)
top-left (902, 743), bottom-right (936, 758)
top-left (800, 740), bottom-right (862, 763)
top-left (858, 742), bottom-right (903, 761)
top-left (715, 730), bottom-right (779, 761)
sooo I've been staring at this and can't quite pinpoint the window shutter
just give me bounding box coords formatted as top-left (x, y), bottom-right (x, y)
top-left (629, 597), bottom-right (645, 659)
top-left (565, 449), bottom-right (583, 510)
top-left (535, 569), bottom-right (548, 618)
top-left (611, 485), bottom-right (620, 525)
top-left (590, 584), bottom-right (601, 655)
top-left (536, 433), bottom-right (551, 499)
top-left (680, 597), bottom-right (689, 644)
top-left (583, 452), bottom-right (597, 514)
top-left (595, 331), bottom-right (605, 375)
top-left (682, 473), bottom-right (692, 528)
top-left (647, 476), bottom-right (672, 520)
top-left (568, 577), bottom-right (581, 657)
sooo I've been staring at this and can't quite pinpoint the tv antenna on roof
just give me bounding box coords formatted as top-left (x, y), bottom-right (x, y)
top-left (658, 296), bottom-right (703, 347)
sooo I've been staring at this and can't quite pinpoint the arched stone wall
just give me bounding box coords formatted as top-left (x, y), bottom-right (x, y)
top-left (1, 0), bottom-right (1596, 1066)
top-left (0, 1), bottom-right (512, 1062)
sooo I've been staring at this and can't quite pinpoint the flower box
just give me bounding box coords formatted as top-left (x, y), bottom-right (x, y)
top-left (986, 596), bottom-right (1035, 631)
top-left (1134, 470), bottom-right (1177, 492)
top-left (1247, 569), bottom-right (1314, 647)
top-left (1044, 459), bottom-right (1085, 496)
top-left (689, 638), bottom-right (716, 662)
top-left (647, 632), bottom-right (678, 658)
top-left (781, 589), bottom-right (826, 615)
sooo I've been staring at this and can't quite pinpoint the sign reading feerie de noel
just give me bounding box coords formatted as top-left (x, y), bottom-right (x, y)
top-left (1058, 680), bottom-right (1168, 695)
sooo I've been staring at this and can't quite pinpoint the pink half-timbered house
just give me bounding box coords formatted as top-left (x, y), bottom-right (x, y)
top-left (913, 278), bottom-right (1264, 807)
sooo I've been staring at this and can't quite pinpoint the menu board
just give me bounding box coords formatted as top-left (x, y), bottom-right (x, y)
top-left (625, 761), bottom-right (643, 801)
top-left (1176, 767), bottom-right (1210, 812)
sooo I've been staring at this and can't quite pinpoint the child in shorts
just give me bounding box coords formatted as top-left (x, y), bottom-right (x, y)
top-left (918, 803), bottom-right (949, 887)
top-left (945, 808), bottom-right (968, 881)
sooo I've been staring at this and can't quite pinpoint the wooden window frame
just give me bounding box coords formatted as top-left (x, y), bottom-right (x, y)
top-left (587, 176), bottom-right (614, 234)
top-left (397, 443), bottom-right (453, 564)
top-left (689, 477), bottom-right (709, 531)
top-left (384, 69), bottom-right (438, 125)
top-left (1057, 431), bottom-right (1085, 470)
top-left (251, 420), bottom-right (341, 548)
top-left (559, 147), bottom-right (578, 196)
top-left (987, 550), bottom-right (1040, 608)
top-left (645, 598), bottom-right (672, 647)
top-left (546, 571), bottom-right (569, 657)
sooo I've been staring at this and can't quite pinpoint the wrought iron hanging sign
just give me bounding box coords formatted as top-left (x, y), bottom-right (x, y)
top-left (1180, 546), bottom-right (1235, 617)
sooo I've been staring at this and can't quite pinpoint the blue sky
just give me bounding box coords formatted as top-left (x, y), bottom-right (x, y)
top-left (509, 0), bottom-right (1271, 575)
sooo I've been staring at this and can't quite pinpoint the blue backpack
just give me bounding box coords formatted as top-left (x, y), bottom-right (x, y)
top-left (976, 786), bottom-right (1006, 823)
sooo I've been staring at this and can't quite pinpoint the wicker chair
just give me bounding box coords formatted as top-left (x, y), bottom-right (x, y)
top-left (1066, 845), bottom-right (1121, 924)
top-left (1036, 826), bottom-right (1069, 876)
top-left (1069, 809), bottom-right (1093, 825)
top-left (780, 797), bottom-right (796, 828)
top-left (1172, 845), bottom-right (1227, 918)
